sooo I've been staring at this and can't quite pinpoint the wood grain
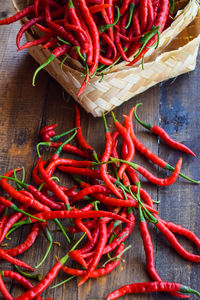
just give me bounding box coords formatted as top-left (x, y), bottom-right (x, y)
top-left (0, 2), bottom-right (199, 299)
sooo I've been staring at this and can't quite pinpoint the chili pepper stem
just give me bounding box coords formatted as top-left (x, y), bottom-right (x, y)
top-left (50, 275), bottom-right (76, 289)
top-left (180, 285), bottom-right (200, 297)
top-left (165, 164), bottom-right (200, 184)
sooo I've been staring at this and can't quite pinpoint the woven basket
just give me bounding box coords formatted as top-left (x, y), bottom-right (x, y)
top-left (13, 0), bottom-right (200, 117)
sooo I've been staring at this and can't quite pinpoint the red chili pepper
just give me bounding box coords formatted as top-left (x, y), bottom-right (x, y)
top-left (4, 223), bottom-right (40, 257)
top-left (111, 112), bottom-right (135, 179)
top-left (0, 5), bottom-right (34, 25)
top-left (18, 33), bottom-right (53, 51)
top-left (155, 219), bottom-right (200, 262)
top-left (105, 281), bottom-right (200, 300)
top-left (134, 103), bottom-right (196, 157)
top-left (38, 159), bottom-right (70, 210)
top-left (140, 0), bottom-right (148, 31)
top-left (63, 243), bottom-right (124, 277)
top-left (0, 170), bottom-right (50, 212)
top-left (124, 108), bottom-right (199, 184)
top-left (75, 105), bottom-right (99, 161)
top-left (0, 273), bottom-right (13, 300)
top-left (100, 113), bottom-right (122, 199)
top-left (0, 248), bottom-right (34, 271)
top-left (78, 217), bottom-right (108, 285)
top-left (2, 270), bottom-right (34, 290)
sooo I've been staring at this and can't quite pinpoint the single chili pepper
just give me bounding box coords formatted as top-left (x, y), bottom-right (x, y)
top-left (75, 105), bottom-right (99, 161)
top-left (0, 248), bottom-right (34, 271)
top-left (100, 112), bottom-right (122, 199)
top-left (134, 103), bottom-right (196, 157)
top-left (157, 216), bottom-right (200, 249)
top-left (4, 223), bottom-right (40, 257)
top-left (120, 0), bottom-right (132, 15)
top-left (18, 33), bottom-right (53, 51)
top-left (114, 27), bottom-right (130, 62)
top-left (38, 159), bottom-right (70, 210)
top-left (90, 4), bottom-right (112, 13)
top-left (155, 219), bottom-right (200, 262)
top-left (111, 112), bottom-right (135, 179)
top-left (0, 205), bottom-right (25, 244)
top-left (137, 205), bottom-right (183, 299)
top-left (0, 169), bottom-right (51, 212)
top-left (63, 243), bottom-right (124, 278)
top-left (0, 207), bottom-right (8, 239)
top-left (16, 16), bottom-right (43, 48)
top-left (2, 270), bottom-right (34, 290)
top-left (105, 281), bottom-right (200, 300)
top-left (14, 210), bottom-right (132, 227)
top-left (111, 157), bottom-right (182, 186)
top-left (140, 0), bottom-right (148, 31)
top-left (14, 265), bottom-right (42, 281)
top-left (0, 5), bottom-right (34, 25)
top-left (0, 273), bottom-right (13, 300)
top-left (77, 0), bottom-right (100, 95)
top-left (33, 44), bottom-right (70, 87)
top-left (78, 217), bottom-right (108, 285)
top-left (146, 0), bottom-right (155, 30)
top-left (14, 233), bottom-right (86, 300)
top-left (40, 124), bottom-right (58, 141)
top-left (124, 108), bottom-right (200, 183)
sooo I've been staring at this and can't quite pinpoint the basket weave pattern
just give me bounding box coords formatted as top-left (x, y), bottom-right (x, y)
top-left (14, 0), bottom-right (200, 117)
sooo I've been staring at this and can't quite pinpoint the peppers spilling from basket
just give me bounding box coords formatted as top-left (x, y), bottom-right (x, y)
top-left (0, 104), bottom-right (199, 299)
top-left (0, 0), bottom-right (175, 95)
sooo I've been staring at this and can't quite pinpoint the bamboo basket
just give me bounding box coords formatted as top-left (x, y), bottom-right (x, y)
top-left (13, 0), bottom-right (200, 117)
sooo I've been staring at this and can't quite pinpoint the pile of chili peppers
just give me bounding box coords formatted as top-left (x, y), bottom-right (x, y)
top-left (0, 104), bottom-right (199, 299)
top-left (0, 0), bottom-right (175, 95)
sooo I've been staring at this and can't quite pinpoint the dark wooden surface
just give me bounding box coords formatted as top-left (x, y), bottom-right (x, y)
top-left (0, 1), bottom-right (199, 299)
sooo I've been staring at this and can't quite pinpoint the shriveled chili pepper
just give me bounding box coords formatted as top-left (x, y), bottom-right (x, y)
top-left (105, 281), bottom-right (200, 300)
top-left (14, 233), bottom-right (86, 300)
top-left (134, 103), bottom-right (196, 157)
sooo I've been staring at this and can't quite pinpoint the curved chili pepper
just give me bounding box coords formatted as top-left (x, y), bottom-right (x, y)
top-left (78, 217), bottom-right (108, 286)
top-left (38, 159), bottom-right (70, 210)
top-left (111, 112), bottom-right (135, 179)
top-left (4, 223), bottom-right (40, 257)
top-left (0, 273), bottom-right (13, 300)
top-left (134, 103), bottom-right (196, 157)
top-left (0, 5), bottom-right (34, 25)
top-left (105, 281), bottom-right (200, 300)
top-left (124, 109), bottom-right (199, 184)
top-left (0, 248), bottom-right (34, 271)
top-left (100, 113), bottom-right (122, 199)
top-left (18, 33), bottom-right (53, 51)
top-left (2, 270), bottom-right (34, 290)
top-left (90, 4), bottom-right (112, 13)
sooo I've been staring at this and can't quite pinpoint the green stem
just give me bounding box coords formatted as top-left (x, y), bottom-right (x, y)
top-left (59, 233), bottom-right (86, 265)
top-left (180, 285), bottom-right (200, 297)
top-left (54, 130), bottom-right (77, 157)
top-left (33, 54), bottom-right (56, 86)
top-left (103, 244), bottom-right (131, 267)
top-left (14, 265), bottom-right (42, 281)
top-left (51, 275), bottom-right (76, 289)
top-left (36, 142), bottom-right (51, 158)
top-left (35, 226), bottom-right (53, 269)
top-left (134, 103), bottom-right (152, 130)
top-left (98, 6), bottom-right (120, 33)
top-left (102, 112), bottom-right (109, 133)
top-left (50, 127), bottom-right (79, 142)
top-left (165, 164), bottom-right (200, 184)
top-left (54, 219), bottom-right (71, 244)
top-left (125, 3), bottom-right (135, 29)
top-left (57, 36), bottom-right (71, 46)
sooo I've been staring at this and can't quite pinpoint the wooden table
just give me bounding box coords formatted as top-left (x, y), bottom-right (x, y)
top-left (0, 2), bottom-right (199, 299)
